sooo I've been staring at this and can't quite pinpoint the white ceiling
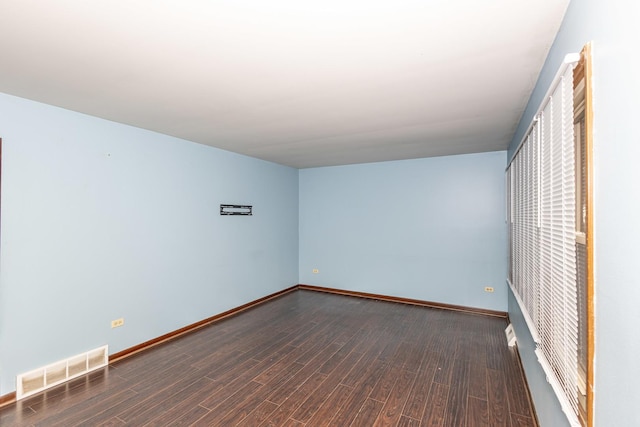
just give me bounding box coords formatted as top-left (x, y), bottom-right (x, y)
top-left (0, 0), bottom-right (569, 168)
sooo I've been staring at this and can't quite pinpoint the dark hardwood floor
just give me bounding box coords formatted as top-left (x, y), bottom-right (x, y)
top-left (0, 290), bottom-right (537, 426)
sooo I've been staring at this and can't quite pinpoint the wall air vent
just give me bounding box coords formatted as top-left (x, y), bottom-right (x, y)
top-left (220, 204), bottom-right (252, 216)
top-left (16, 345), bottom-right (108, 400)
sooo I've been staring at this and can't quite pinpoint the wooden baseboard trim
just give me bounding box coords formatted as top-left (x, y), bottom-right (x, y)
top-left (0, 392), bottom-right (16, 409)
top-left (298, 284), bottom-right (508, 318)
top-left (109, 285), bottom-right (298, 363)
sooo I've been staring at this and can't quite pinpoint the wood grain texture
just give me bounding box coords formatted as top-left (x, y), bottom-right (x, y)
top-left (487, 368), bottom-right (511, 427)
top-left (468, 396), bottom-right (490, 427)
top-left (0, 391), bottom-right (16, 409)
top-left (582, 41), bottom-right (595, 427)
top-left (0, 289), bottom-right (536, 426)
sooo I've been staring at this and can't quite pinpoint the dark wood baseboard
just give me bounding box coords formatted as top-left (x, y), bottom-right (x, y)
top-left (0, 392), bottom-right (16, 409)
top-left (109, 285), bottom-right (298, 363)
top-left (298, 284), bottom-right (508, 318)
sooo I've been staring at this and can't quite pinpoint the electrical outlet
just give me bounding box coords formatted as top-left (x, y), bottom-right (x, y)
top-left (312, 269), bottom-right (319, 274)
top-left (111, 318), bottom-right (124, 328)
top-left (484, 287), bottom-right (494, 293)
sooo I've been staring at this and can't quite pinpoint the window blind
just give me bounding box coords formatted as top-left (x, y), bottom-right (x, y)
top-left (507, 54), bottom-right (581, 427)
top-left (509, 124), bottom-right (541, 344)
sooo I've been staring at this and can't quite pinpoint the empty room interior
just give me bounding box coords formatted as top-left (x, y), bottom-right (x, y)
top-left (0, 0), bottom-right (639, 426)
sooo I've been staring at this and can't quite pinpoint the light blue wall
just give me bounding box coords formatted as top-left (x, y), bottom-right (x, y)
top-left (299, 152), bottom-right (507, 311)
top-left (507, 0), bottom-right (640, 425)
top-left (0, 93), bottom-right (299, 395)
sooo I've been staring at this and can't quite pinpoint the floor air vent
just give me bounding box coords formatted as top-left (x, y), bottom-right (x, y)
top-left (16, 345), bottom-right (108, 400)
top-left (505, 324), bottom-right (517, 347)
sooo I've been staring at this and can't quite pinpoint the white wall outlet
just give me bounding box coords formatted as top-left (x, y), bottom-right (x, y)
top-left (312, 269), bottom-right (319, 274)
top-left (484, 287), bottom-right (494, 293)
top-left (111, 318), bottom-right (124, 328)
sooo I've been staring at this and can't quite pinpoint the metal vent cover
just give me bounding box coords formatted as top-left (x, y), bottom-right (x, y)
top-left (16, 345), bottom-right (108, 400)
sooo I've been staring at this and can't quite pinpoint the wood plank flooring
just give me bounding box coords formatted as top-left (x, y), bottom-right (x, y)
top-left (0, 290), bottom-right (537, 426)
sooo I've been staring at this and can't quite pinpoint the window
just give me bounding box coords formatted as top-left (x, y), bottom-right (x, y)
top-left (507, 44), bottom-right (593, 427)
